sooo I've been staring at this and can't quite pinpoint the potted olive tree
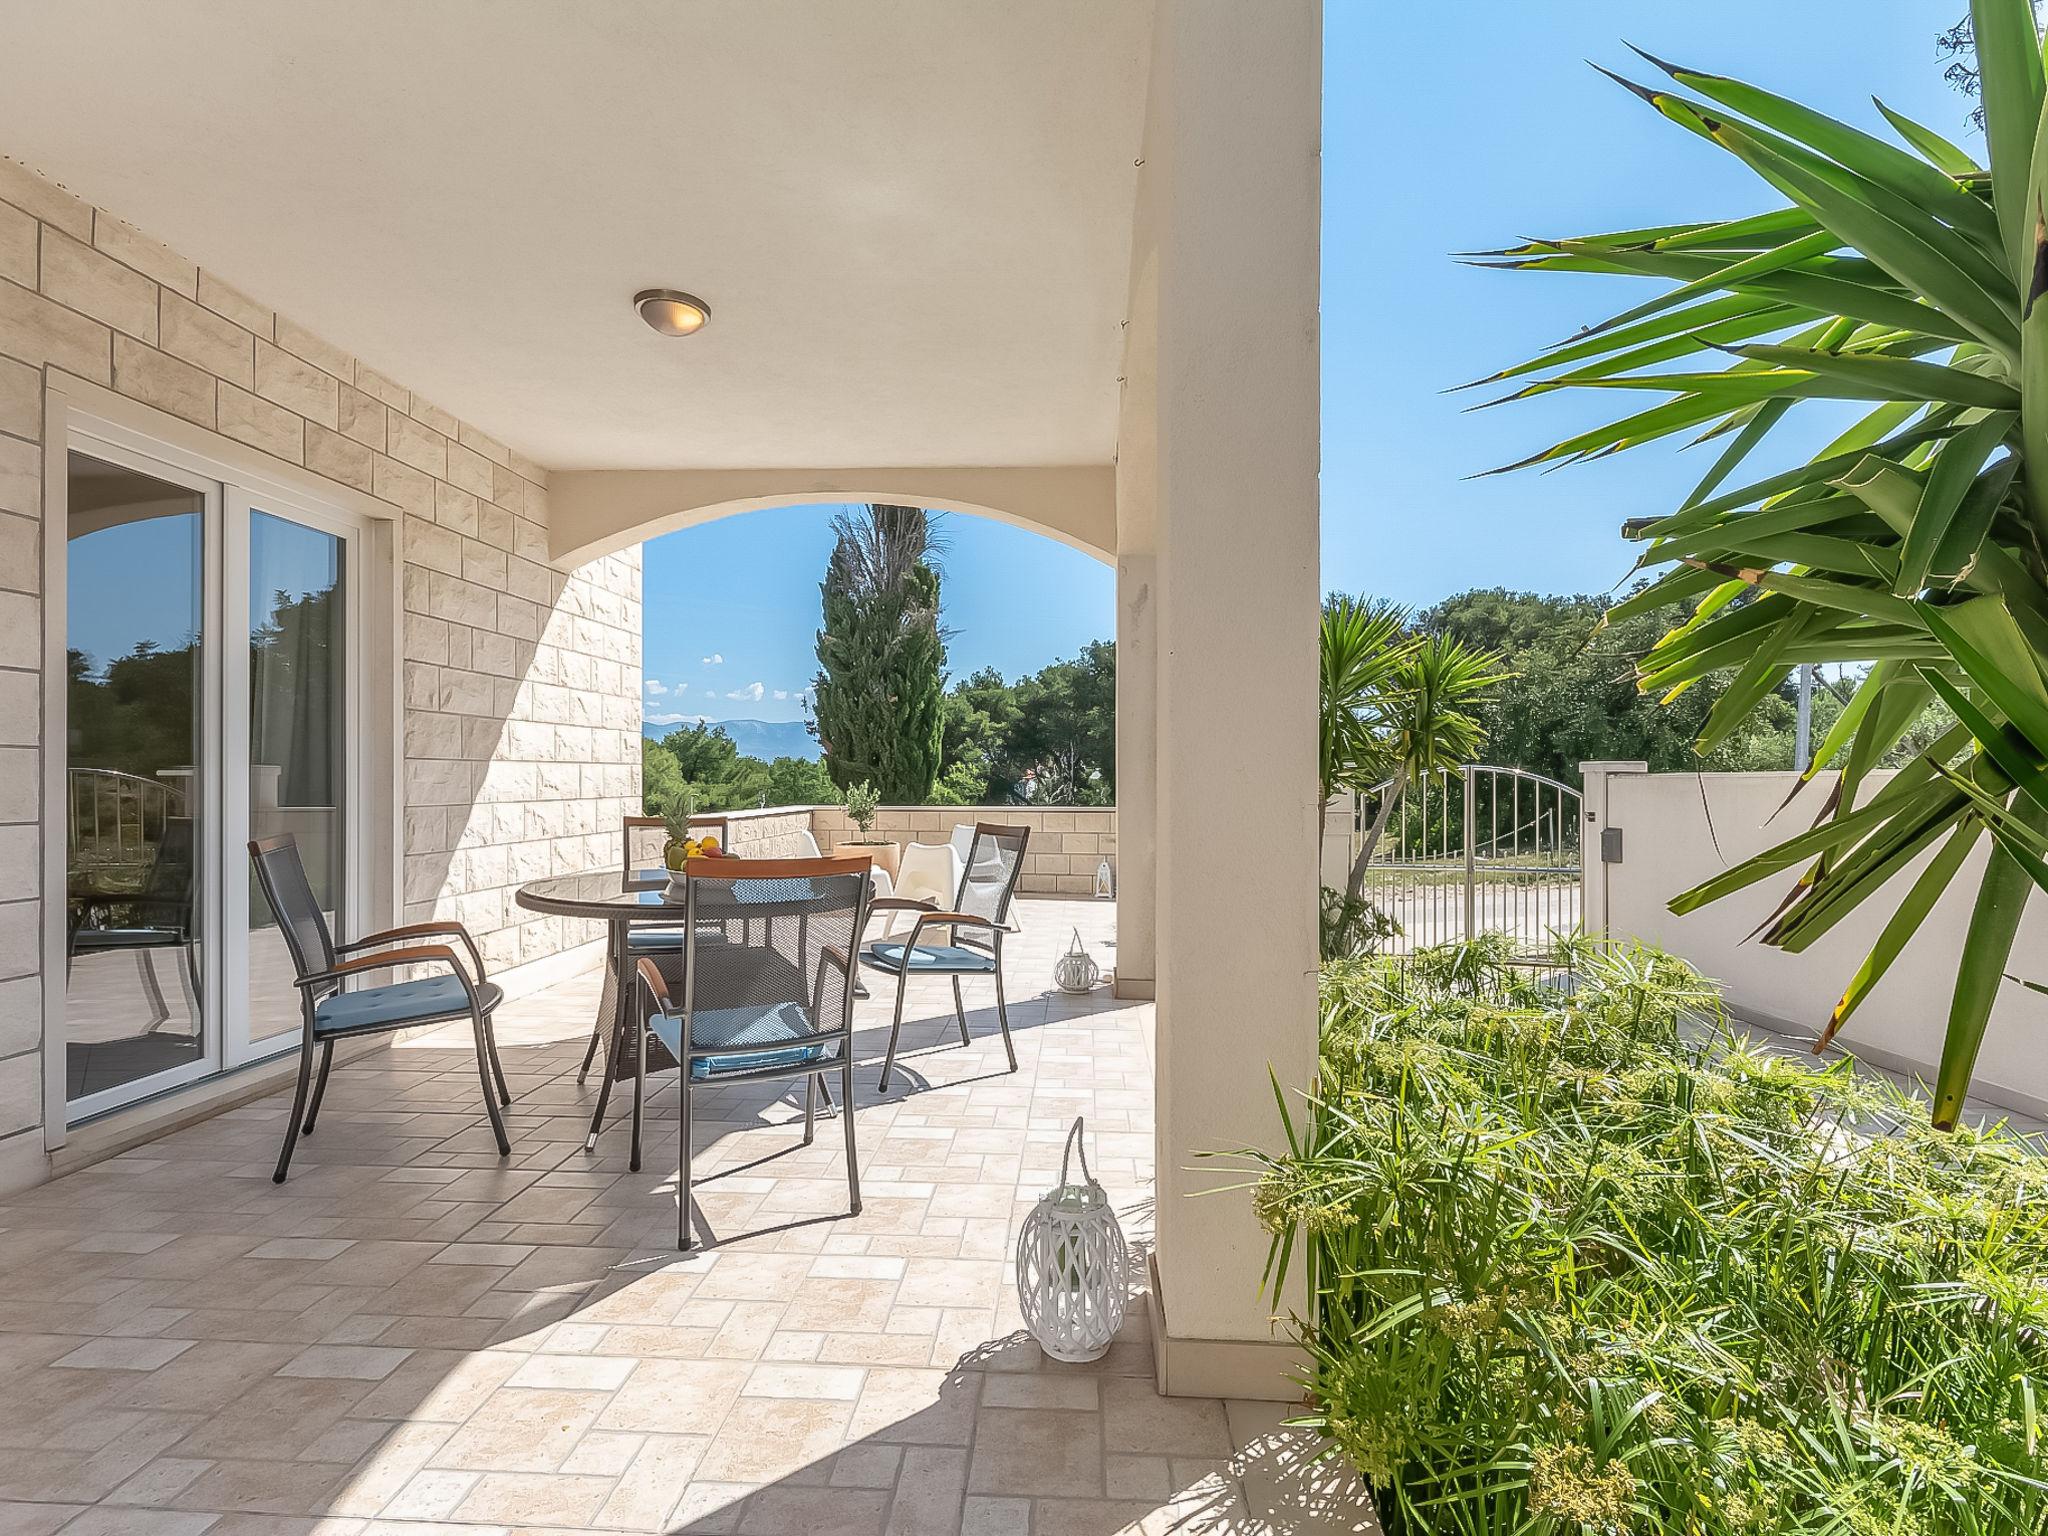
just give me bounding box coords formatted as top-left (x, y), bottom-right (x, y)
top-left (842, 780), bottom-right (899, 884)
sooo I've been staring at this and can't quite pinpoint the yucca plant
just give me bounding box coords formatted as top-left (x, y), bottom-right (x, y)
top-left (1481, 0), bottom-right (2048, 1127)
top-left (1344, 633), bottom-right (1513, 902)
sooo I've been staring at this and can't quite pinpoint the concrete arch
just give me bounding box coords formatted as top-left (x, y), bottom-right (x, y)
top-left (546, 465), bottom-right (1117, 570)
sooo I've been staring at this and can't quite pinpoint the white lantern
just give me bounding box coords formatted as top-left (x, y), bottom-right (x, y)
top-left (1016, 1116), bottom-right (1128, 1363)
top-left (1052, 928), bottom-right (1100, 994)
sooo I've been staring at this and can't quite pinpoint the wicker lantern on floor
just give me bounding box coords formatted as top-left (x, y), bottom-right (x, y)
top-left (1052, 928), bottom-right (1100, 994)
top-left (1017, 1116), bottom-right (1128, 1362)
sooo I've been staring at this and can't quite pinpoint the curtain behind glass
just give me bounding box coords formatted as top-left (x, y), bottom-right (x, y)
top-left (247, 512), bottom-right (344, 1046)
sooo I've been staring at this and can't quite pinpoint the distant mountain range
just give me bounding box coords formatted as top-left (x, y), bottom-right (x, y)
top-left (642, 717), bottom-right (821, 762)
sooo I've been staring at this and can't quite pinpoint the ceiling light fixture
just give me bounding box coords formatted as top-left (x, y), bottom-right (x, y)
top-left (634, 288), bottom-right (711, 337)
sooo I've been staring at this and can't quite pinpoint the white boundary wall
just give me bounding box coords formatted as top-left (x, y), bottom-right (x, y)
top-left (1583, 762), bottom-right (2048, 1118)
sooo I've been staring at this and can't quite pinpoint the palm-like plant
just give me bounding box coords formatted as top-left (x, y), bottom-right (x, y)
top-left (1482, 0), bottom-right (2048, 1127)
top-left (1323, 615), bottom-right (1511, 902)
top-left (1319, 596), bottom-right (1414, 816)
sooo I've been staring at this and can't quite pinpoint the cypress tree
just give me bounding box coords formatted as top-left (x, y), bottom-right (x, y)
top-left (811, 504), bottom-right (947, 801)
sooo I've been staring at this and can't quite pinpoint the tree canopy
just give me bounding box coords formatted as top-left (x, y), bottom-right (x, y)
top-left (641, 725), bottom-right (836, 815)
top-left (937, 640), bottom-right (1115, 804)
top-left (811, 505), bottom-right (948, 801)
top-left (1410, 588), bottom-right (1928, 786)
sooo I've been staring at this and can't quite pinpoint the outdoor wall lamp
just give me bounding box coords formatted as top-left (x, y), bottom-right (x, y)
top-left (634, 289), bottom-right (711, 336)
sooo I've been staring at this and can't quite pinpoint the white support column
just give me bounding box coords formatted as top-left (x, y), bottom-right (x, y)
top-left (1113, 174), bottom-right (1160, 1000)
top-left (1136, 0), bottom-right (1322, 1399)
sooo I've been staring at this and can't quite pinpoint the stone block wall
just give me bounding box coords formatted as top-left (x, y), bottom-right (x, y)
top-left (0, 154), bottom-right (638, 1174)
top-left (715, 806), bottom-right (827, 860)
top-left (807, 804), bottom-right (1116, 895)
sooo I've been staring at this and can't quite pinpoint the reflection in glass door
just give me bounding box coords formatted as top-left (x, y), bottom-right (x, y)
top-left (64, 451), bottom-right (214, 1109)
top-left (241, 510), bottom-right (348, 1059)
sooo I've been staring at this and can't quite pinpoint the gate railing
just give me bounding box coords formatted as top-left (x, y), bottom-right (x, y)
top-left (68, 766), bottom-right (183, 879)
top-left (1350, 764), bottom-right (1583, 955)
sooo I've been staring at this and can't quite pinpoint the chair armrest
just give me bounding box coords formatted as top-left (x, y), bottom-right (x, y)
top-left (868, 897), bottom-right (938, 914)
top-left (635, 956), bottom-right (676, 1013)
top-left (907, 911), bottom-right (996, 930)
top-left (298, 944), bottom-right (474, 998)
top-left (820, 944), bottom-right (852, 975)
top-left (341, 921), bottom-right (486, 984)
top-left (898, 910), bottom-right (1005, 956)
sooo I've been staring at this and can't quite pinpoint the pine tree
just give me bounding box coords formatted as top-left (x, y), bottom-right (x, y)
top-left (811, 504), bottom-right (947, 801)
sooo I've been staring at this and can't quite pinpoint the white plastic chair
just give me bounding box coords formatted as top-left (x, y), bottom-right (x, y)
top-left (792, 827), bottom-right (899, 918)
top-left (892, 838), bottom-right (963, 913)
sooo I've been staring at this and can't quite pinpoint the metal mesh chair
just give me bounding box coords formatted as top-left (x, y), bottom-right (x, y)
top-left (861, 822), bottom-right (1029, 1091)
top-left (248, 834), bottom-right (511, 1183)
top-left (634, 854), bottom-right (870, 1250)
top-left (578, 813), bottom-right (734, 1084)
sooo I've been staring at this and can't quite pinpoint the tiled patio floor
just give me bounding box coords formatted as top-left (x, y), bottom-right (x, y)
top-left (0, 899), bottom-right (1373, 1535)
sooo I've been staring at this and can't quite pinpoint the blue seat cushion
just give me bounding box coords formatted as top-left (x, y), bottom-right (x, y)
top-left (314, 975), bottom-right (501, 1036)
top-left (865, 941), bottom-right (997, 974)
top-left (647, 1001), bottom-right (828, 1080)
top-left (625, 925), bottom-right (725, 951)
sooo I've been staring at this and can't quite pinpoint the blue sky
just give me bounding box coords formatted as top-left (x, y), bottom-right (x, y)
top-left (644, 3), bottom-right (1978, 725)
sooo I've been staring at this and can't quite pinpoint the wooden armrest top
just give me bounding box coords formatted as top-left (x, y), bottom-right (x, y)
top-left (868, 896), bottom-right (938, 913)
top-left (308, 944), bottom-right (466, 984)
top-left (911, 911), bottom-right (996, 929)
top-left (340, 920), bottom-right (472, 950)
top-left (634, 956), bottom-right (676, 1011)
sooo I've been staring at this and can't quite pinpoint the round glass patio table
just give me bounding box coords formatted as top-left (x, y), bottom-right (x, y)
top-left (515, 868), bottom-right (844, 1149)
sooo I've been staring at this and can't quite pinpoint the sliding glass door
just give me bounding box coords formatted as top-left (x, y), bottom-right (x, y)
top-left (234, 505), bottom-right (352, 1064)
top-left (64, 450), bottom-right (220, 1113)
top-left (62, 432), bottom-right (363, 1119)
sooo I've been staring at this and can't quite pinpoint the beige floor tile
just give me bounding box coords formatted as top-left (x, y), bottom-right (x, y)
top-left (736, 1483), bottom-right (890, 1535)
top-left (452, 1469), bottom-right (615, 1524)
top-left (966, 1407), bottom-right (1105, 1497)
top-left (596, 1432), bottom-right (709, 1529)
top-left (502, 1352), bottom-right (637, 1391)
top-left (276, 1346), bottom-right (413, 1382)
top-left (695, 1397), bottom-right (853, 1484)
top-left (741, 1362), bottom-right (866, 1400)
top-left (428, 1387), bottom-right (609, 1473)
top-left (846, 1367), bottom-right (979, 1446)
top-left (51, 1336), bottom-right (197, 1371)
top-left (1099, 1374), bottom-right (1232, 1457)
top-left (377, 1466), bottom-right (478, 1520)
top-left (593, 1357), bottom-right (750, 1434)
top-left (981, 1372), bottom-right (1101, 1411)
top-left (959, 1494), bottom-right (1031, 1536)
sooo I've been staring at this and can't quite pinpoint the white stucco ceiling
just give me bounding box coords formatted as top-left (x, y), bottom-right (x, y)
top-left (0, 0), bottom-right (1153, 471)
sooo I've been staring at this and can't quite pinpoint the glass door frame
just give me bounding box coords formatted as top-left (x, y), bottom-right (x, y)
top-left (223, 489), bottom-right (366, 1070)
top-left (57, 430), bottom-right (226, 1122)
top-left (51, 412), bottom-right (370, 1121)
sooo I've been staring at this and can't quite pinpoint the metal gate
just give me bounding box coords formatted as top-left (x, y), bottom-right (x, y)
top-left (1350, 765), bottom-right (1583, 955)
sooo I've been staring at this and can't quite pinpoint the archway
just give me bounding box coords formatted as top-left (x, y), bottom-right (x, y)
top-left (546, 465), bottom-right (1117, 570)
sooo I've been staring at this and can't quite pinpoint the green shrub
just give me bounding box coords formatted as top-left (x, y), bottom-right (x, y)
top-left (1319, 886), bottom-right (1400, 962)
top-left (1242, 939), bottom-right (2048, 1535)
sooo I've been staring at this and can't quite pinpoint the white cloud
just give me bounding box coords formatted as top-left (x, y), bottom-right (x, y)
top-left (701, 652), bottom-right (724, 666)
top-left (646, 710), bottom-right (710, 727)
top-left (771, 689), bottom-right (790, 702)
top-left (724, 681), bottom-right (765, 703)
top-left (644, 679), bottom-right (667, 696)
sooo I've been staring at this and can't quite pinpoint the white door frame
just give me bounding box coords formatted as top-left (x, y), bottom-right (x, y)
top-left (46, 407), bottom-right (375, 1126)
